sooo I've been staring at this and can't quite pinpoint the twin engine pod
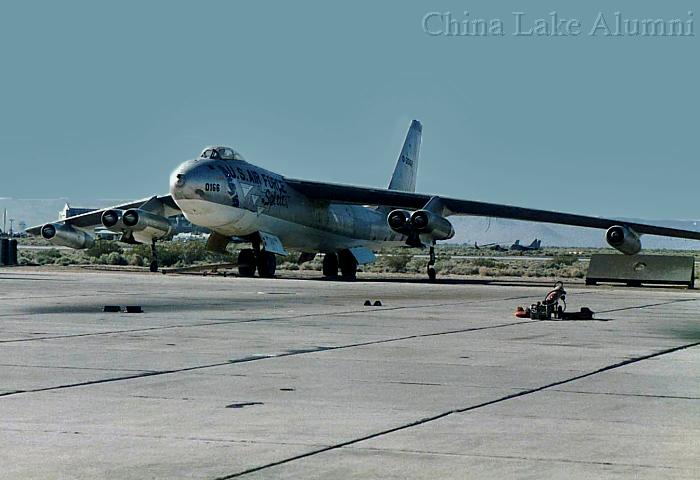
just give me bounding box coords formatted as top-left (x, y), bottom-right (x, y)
top-left (40, 223), bottom-right (94, 249)
top-left (387, 209), bottom-right (455, 244)
top-left (605, 225), bottom-right (642, 255)
top-left (101, 209), bottom-right (172, 241)
top-left (40, 208), bottom-right (173, 249)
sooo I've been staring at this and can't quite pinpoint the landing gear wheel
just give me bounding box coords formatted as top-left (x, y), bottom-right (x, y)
top-left (427, 266), bottom-right (436, 281)
top-left (427, 245), bottom-right (437, 281)
top-left (257, 251), bottom-right (277, 278)
top-left (322, 253), bottom-right (339, 278)
top-left (149, 241), bottom-right (159, 273)
top-left (338, 250), bottom-right (357, 280)
top-left (237, 249), bottom-right (257, 277)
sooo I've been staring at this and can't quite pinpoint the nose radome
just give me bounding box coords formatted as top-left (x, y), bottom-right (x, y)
top-left (169, 169), bottom-right (184, 197)
top-left (169, 161), bottom-right (197, 199)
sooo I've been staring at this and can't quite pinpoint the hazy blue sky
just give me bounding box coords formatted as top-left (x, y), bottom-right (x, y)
top-left (1, 1), bottom-right (697, 218)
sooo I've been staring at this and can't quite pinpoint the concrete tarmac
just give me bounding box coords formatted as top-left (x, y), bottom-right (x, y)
top-left (0, 269), bottom-right (698, 479)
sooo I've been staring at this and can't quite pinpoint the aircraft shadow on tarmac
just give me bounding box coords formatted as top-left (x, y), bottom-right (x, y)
top-left (305, 275), bottom-right (563, 288)
top-left (307, 275), bottom-right (698, 291)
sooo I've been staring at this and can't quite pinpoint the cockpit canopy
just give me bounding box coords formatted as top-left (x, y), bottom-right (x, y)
top-left (199, 146), bottom-right (246, 161)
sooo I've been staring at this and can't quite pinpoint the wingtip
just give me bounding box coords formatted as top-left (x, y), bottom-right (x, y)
top-left (411, 119), bottom-right (423, 132)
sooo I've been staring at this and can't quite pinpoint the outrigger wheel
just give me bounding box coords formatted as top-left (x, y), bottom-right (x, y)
top-left (427, 245), bottom-right (437, 281)
top-left (149, 240), bottom-right (159, 273)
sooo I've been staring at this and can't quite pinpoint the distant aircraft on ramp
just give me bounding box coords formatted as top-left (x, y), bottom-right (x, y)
top-left (28, 120), bottom-right (700, 280)
top-left (510, 239), bottom-right (542, 252)
top-left (475, 239), bottom-right (542, 252)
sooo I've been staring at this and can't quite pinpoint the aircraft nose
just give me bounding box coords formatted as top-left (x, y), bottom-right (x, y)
top-left (173, 172), bottom-right (185, 188)
top-left (169, 161), bottom-right (199, 200)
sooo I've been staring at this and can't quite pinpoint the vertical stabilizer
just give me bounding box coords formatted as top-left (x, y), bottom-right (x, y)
top-left (388, 120), bottom-right (422, 192)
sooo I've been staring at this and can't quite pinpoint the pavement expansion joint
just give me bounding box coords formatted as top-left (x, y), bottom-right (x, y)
top-left (215, 340), bottom-right (700, 479)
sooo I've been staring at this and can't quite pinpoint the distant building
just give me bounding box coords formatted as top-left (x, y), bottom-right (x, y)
top-left (59, 203), bottom-right (94, 220)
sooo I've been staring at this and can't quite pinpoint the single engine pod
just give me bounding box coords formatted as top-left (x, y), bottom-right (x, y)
top-left (606, 225), bottom-right (642, 255)
top-left (40, 223), bottom-right (56, 240)
top-left (40, 223), bottom-right (94, 249)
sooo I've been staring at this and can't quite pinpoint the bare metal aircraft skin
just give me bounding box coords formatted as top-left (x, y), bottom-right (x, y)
top-left (28, 120), bottom-right (700, 279)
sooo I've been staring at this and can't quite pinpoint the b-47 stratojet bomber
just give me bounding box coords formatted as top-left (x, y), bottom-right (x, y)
top-left (28, 120), bottom-right (700, 280)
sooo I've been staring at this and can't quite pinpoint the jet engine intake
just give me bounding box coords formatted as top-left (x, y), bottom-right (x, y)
top-left (387, 209), bottom-right (412, 235)
top-left (101, 209), bottom-right (125, 231)
top-left (410, 210), bottom-right (455, 241)
top-left (606, 225), bottom-right (641, 255)
top-left (40, 223), bottom-right (94, 249)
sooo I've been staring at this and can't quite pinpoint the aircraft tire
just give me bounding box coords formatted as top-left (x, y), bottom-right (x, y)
top-left (427, 266), bottom-right (437, 281)
top-left (257, 251), bottom-right (277, 278)
top-left (238, 249), bottom-right (257, 277)
top-left (322, 253), bottom-right (339, 277)
top-left (149, 260), bottom-right (159, 273)
top-left (338, 250), bottom-right (357, 280)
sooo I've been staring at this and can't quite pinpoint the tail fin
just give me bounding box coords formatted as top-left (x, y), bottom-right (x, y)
top-left (388, 120), bottom-right (422, 192)
top-left (528, 239), bottom-right (538, 248)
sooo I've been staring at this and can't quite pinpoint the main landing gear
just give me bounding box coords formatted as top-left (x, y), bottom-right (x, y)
top-left (237, 248), bottom-right (277, 278)
top-left (322, 250), bottom-right (357, 280)
top-left (257, 250), bottom-right (277, 278)
top-left (339, 250), bottom-right (358, 280)
top-left (427, 245), bottom-right (437, 281)
top-left (237, 249), bottom-right (256, 277)
top-left (322, 252), bottom-right (339, 278)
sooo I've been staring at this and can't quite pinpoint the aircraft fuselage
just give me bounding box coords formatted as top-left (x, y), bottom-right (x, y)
top-left (170, 158), bottom-right (407, 253)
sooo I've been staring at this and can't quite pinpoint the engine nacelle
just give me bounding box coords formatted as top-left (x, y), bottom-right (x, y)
top-left (101, 209), bottom-right (125, 231)
top-left (387, 209), bottom-right (455, 244)
top-left (410, 210), bottom-right (455, 241)
top-left (606, 225), bottom-right (641, 255)
top-left (41, 223), bottom-right (94, 249)
top-left (122, 209), bottom-right (172, 240)
top-left (387, 209), bottom-right (412, 235)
